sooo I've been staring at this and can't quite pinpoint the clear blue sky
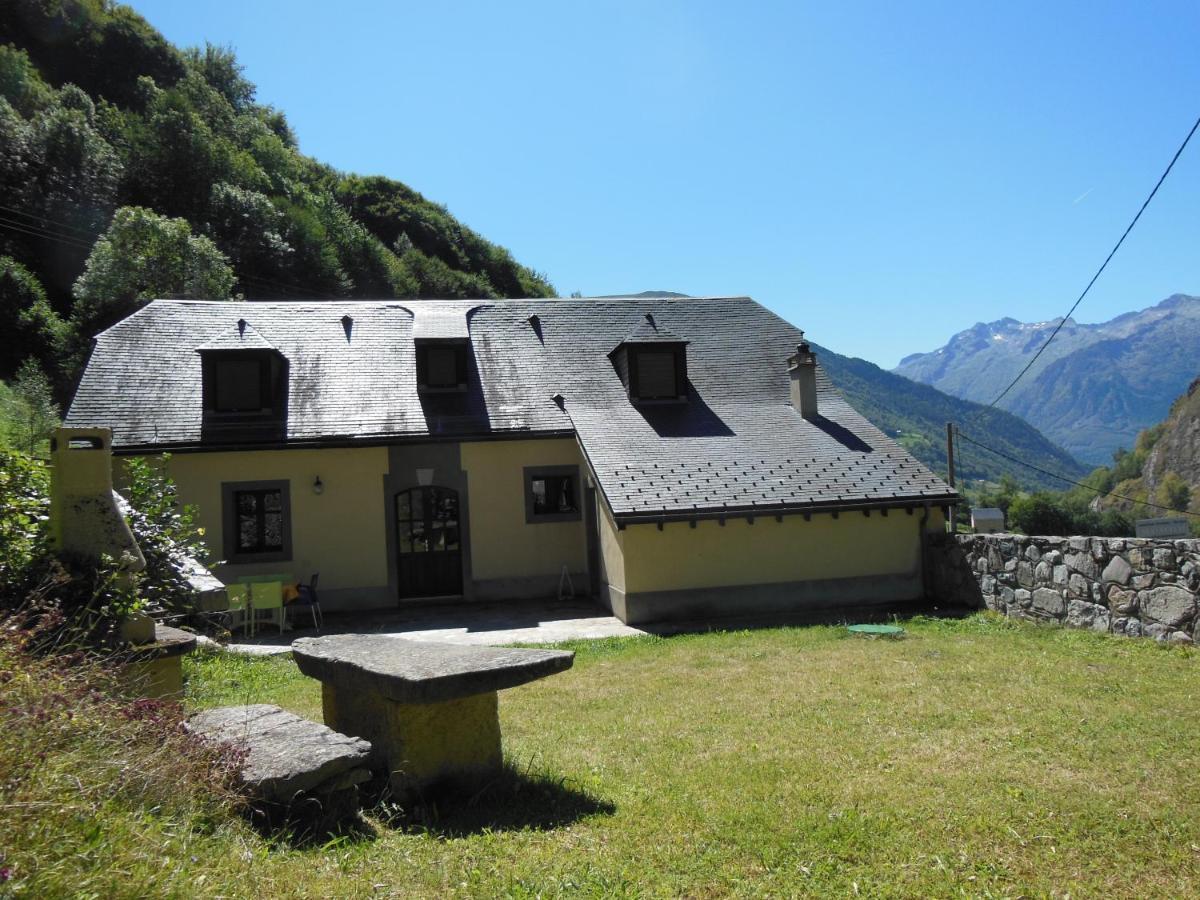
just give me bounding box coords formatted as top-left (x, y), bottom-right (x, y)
top-left (130, 0), bottom-right (1199, 369)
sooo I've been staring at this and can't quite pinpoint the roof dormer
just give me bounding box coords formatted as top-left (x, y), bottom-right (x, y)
top-left (196, 318), bottom-right (288, 443)
top-left (411, 304), bottom-right (475, 394)
top-left (609, 313), bottom-right (689, 403)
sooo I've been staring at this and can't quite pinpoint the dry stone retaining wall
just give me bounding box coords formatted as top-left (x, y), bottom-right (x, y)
top-left (927, 533), bottom-right (1200, 643)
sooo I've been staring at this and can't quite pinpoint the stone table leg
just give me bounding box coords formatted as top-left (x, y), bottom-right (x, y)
top-left (321, 684), bottom-right (502, 794)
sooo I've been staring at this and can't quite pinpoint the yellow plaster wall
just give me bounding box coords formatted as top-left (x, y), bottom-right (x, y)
top-left (165, 447), bottom-right (389, 589)
top-left (621, 509), bottom-right (931, 594)
top-left (597, 498), bottom-right (626, 593)
top-left (459, 439), bottom-right (587, 580)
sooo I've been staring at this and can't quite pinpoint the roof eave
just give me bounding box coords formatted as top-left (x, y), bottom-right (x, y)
top-left (611, 493), bottom-right (962, 527)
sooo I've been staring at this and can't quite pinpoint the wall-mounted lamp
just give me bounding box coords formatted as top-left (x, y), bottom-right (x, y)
top-left (313, 476), bottom-right (324, 495)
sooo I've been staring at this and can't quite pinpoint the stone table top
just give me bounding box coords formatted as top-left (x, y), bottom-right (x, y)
top-left (291, 634), bottom-right (575, 704)
top-left (127, 623), bottom-right (198, 660)
top-left (186, 704), bottom-right (372, 802)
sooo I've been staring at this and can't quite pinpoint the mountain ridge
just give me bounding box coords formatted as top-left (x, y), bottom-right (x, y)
top-left (894, 294), bottom-right (1200, 464)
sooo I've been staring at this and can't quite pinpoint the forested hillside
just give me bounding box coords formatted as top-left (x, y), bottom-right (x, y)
top-left (815, 346), bottom-right (1085, 488)
top-left (1086, 377), bottom-right (1200, 525)
top-left (0, 0), bottom-right (553, 401)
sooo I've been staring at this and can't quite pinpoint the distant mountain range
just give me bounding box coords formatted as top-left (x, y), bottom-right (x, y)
top-left (894, 294), bottom-right (1200, 466)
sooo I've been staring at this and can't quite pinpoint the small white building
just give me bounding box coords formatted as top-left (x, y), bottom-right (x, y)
top-left (971, 507), bottom-right (1005, 534)
top-left (1135, 516), bottom-right (1190, 540)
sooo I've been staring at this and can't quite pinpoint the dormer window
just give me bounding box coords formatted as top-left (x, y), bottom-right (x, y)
top-left (630, 347), bottom-right (682, 400)
top-left (203, 351), bottom-right (285, 416)
top-left (212, 355), bottom-right (269, 412)
top-left (416, 341), bottom-right (469, 392)
top-left (199, 349), bottom-right (287, 444)
top-left (609, 313), bottom-right (689, 404)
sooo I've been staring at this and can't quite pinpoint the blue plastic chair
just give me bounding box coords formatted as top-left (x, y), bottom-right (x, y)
top-left (293, 573), bottom-right (323, 631)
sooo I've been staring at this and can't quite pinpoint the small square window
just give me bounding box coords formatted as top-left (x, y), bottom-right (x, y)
top-left (202, 351), bottom-right (283, 417)
top-left (524, 466), bottom-right (582, 523)
top-left (636, 350), bottom-right (677, 398)
top-left (215, 358), bottom-right (266, 412)
top-left (222, 480), bottom-right (292, 563)
top-left (417, 342), bottom-right (468, 391)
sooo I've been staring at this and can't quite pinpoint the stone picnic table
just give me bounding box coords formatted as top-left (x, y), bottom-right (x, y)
top-left (291, 634), bottom-right (574, 794)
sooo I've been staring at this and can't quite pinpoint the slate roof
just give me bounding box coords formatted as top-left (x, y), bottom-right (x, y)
top-left (67, 296), bottom-right (957, 521)
top-left (614, 312), bottom-right (689, 348)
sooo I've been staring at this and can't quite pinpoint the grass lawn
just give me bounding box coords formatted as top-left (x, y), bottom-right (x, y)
top-left (165, 615), bottom-right (1200, 897)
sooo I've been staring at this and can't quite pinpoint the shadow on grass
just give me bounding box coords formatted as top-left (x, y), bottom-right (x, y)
top-left (245, 797), bottom-right (380, 850)
top-left (372, 762), bottom-right (616, 837)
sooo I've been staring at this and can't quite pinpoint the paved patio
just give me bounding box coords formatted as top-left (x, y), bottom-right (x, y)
top-left (220, 598), bottom-right (648, 655)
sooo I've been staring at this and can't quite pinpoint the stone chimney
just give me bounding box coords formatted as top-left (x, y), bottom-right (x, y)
top-left (788, 333), bottom-right (818, 420)
top-left (50, 427), bottom-right (145, 574)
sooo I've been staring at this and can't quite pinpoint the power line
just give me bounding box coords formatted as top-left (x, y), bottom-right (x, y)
top-left (0, 202), bottom-right (100, 237)
top-left (0, 209), bottom-right (339, 301)
top-left (0, 213), bottom-right (95, 248)
top-left (0, 217), bottom-right (94, 251)
top-left (955, 427), bottom-right (1200, 520)
top-left (972, 112), bottom-right (1200, 420)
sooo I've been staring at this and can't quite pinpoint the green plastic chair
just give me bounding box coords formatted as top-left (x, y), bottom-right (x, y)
top-left (225, 583), bottom-right (250, 636)
top-left (250, 581), bottom-right (285, 635)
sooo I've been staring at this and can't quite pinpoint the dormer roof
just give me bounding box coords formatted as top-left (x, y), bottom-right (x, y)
top-left (195, 318), bottom-right (277, 352)
top-left (410, 301), bottom-right (479, 341)
top-left (611, 313), bottom-right (688, 353)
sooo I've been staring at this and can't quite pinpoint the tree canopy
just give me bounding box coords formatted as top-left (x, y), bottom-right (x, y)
top-left (0, 2), bottom-right (554, 405)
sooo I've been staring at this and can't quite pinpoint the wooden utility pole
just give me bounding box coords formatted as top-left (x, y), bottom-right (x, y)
top-left (946, 422), bottom-right (958, 533)
top-left (946, 422), bottom-right (956, 488)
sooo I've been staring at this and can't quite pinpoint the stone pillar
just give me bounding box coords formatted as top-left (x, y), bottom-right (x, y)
top-left (49, 427), bottom-right (145, 575)
top-left (322, 683), bottom-right (502, 795)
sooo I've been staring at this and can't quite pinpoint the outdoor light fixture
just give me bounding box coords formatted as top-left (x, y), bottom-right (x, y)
top-left (313, 476), bottom-right (324, 495)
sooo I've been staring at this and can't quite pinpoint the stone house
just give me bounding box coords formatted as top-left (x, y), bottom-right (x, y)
top-left (65, 295), bottom-right (958, 624)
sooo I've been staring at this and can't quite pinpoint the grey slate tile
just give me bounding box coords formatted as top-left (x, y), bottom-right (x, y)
top-left (66, 295), bottom-right (957, 520)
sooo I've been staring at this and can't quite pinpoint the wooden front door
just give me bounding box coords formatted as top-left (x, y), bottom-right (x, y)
top-left (395, 486), bottom-right (463, 599)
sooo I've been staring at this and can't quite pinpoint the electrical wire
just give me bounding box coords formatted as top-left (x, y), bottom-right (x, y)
top-left (0, 211), bottom-right (96, 245)
top-left (971, 112), bottom-right (1200, 421)
top-left (0, 216), bottom-right (95, 251)
top-left (955, 427), bottom-right (1200, 519)
top-left (0, 206), bottom-right (346, 301)
top-left (0, 202), bottom-right (99, 236)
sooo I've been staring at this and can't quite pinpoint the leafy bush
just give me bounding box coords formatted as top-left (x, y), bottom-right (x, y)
top-left (1006, 489), bottom-right (1134, 537)
top-left (0, 257), bottom-right (67, 382)
top-left (70, 205), bottom-right (235, 350)
top-left (0, 447), bottom-right (212, 646)
top-left (1008, 492), bottom-right (1075, 536)
top-left (1, 358), bottom-right (61, 455)
top-left (0, 447), bottom-right (50, 599)
top-left (121, 455), bottom-right (213, 617)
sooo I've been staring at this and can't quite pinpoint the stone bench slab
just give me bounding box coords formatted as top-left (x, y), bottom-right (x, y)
top-left (186, 703), bottom-right (372, 803)
top-left (291, 634), bottom-right (575, 704)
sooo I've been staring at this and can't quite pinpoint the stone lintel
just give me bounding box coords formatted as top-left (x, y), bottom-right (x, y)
top-left (292, 634), bottom-right (574, 704)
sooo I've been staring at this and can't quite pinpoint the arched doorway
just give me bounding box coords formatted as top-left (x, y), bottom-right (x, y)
top-left (395, 486), bottom-right (463, 598)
